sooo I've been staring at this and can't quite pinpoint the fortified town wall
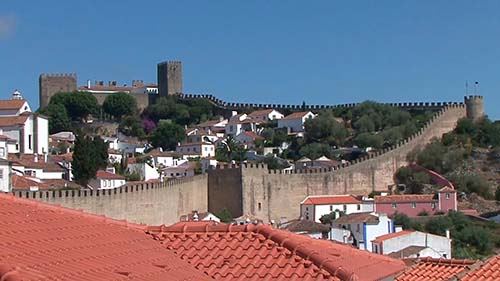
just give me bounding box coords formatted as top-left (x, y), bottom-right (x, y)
top-left (16, 95), bottom-right (481, 225)
top-left (208, 104), bottom-right (467, 222)
top-left (12, 175), bottom-right (207, 226)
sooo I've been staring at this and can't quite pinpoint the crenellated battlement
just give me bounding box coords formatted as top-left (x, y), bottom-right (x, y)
top-left (181, 93), bottom-right (464, 112)
top-left (39, 73), bottom-right (77, 78)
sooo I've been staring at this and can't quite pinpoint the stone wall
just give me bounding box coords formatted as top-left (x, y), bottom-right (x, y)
top-left (209, 104), bottom-right (467, 223)
top-left (13, 175), bottom-right (208, 226)
top-left (39, 74), bottom-right (77, 109)
top-left (93, 92), bottom-right (150, 111)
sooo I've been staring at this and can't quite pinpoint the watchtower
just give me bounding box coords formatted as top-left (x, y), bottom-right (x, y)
top-left (464, 95), bottom-right (484, 122)
top-left (39, 73), bottom-right (77, 109)
top-left (157, 61), bottom-right (182, 97)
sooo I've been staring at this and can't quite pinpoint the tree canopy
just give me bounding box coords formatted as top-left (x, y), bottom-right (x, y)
top-left (102, 92), bottom-right (137, 120)
top-left (149, 121), bottom-right (185, 150)
top-left (49, 91), bottom-right (99, 120)
top-left (39, 103), bottom-right (71, 134)
top-left (72, 134), bottom-right (108, 186)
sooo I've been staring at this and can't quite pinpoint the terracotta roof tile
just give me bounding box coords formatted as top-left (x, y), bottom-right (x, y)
top-left (242, 131), bottom-right (264, 140)
top-left (280, 219), bottom-right (330, 234)
top-left (372, 230), bottom-right (414, 243)
top-left (147, 222), bottom-right (406, 280)
top-left (461, 255), bottom-right (500, 281)
top-left (0, 193), bottom-right (210, 281)
top-left (374, 194), bottom-right (435, 203)
top-left (0, 99), bottom-right (27, 110)
top-left (334, 212), bottom-right (379, 224)
top-left (302, 195), bottom-right (361, 205)
top-left (396, 257), bottom-right (477, 281)
top-left (248, 109), bottom-right (276, 116)
top-left (10, 174), bottom-right (51, 190)
top-left (282, 111), bottom-right (313, 120)
top-left (0, 115), bottom-right (29, 127)
top-left (96, 170), bottom-right (126, 179)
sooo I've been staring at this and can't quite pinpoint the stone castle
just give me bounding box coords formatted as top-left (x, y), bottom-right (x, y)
top-left (38, 61), bottom-right (183, 109)
top-left (24, 63), bottom-right (487, 225)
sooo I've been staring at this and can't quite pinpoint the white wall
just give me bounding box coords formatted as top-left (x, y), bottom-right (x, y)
top-left (302, 203), bottom-right (365, 223)
top-left (36, 116), bottom-right (49, 154)
top-left (381, 232), bottom-right (451, 258)
top-left (23, 116), bottom-right (34, 154)
top-left (364, 214), bottom-right (394, 252)
top-left (0, 163), bottom-right (10, 192)
top-left (278, 118), bottom-right (304, 132)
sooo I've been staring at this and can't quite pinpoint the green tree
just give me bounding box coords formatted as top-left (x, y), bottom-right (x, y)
top-left (354, 133), bottom-right (383, 149)
top-left (102, 92), bottom-right (137, 120)
top-left (72, 135), bottom-right (108, 186)
top-left (299, 143), bottom-right (332, 160)
top-left (216, 208), bottom-right (233, 223)
top-left (304, 111), bottom-right (348, 145)
top-left (320, 211), bottom-right (343, 225)
top-left (39, 103), bottom-right (71, 134)
top-left (149, 121), bottom-right (185, 150)
top-left (495, 186), bottom-right (500, 201)
top-left (119, 116), bottom-right (145, 137)
top-left (49, 91), bottom-right (99, 120)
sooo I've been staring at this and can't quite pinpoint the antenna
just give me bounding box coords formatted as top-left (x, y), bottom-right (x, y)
top-left (474, 81), bottom-right (479, 95)
top-left (465, 81), bottom-right (468, 95)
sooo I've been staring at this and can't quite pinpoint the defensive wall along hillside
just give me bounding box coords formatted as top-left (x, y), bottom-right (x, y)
top-left (12, 175), bottom-right (208, 226)
top-left (208, 104), bottom-right (466, 223)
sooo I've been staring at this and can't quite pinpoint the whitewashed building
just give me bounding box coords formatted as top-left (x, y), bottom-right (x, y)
top-left (176, 142), bottom-right (215, 158)
top-left (278, 111), bottom-right (316, 133)
top-left (248, 109), bottom-right (284, 121)
top-left (331, 212), bottom-right (394, 252)
top-left (300, 195), bottom-right (374, 223)
top-left (371, 230), bottom-right (452, 259)
top-left (89, 170), bottom-right (126, 190)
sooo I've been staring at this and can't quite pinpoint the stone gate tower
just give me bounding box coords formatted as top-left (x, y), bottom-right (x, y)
top-left (464, 95), bottom-right (484, 122)
top-left (157, 61), bottom-right (182, 97)
top-left (39, 73), bottom-right (77, 109)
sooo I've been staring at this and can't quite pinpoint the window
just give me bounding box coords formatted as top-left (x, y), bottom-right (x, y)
top-left (230, 125), bottom-right (234, 132)
top-left (305, 215), bottom-right (309, 220)
top-left (103, 180), bottom-right (107, 187)
top-left (411, 202), bottom-right (416, 208)
top-left (343, 205), bottom-right (347, 212)
top-left (28, 134), bottom-right (32, 150)
top-left (356, 224), bottom-right (360, 232)
top-left (374, 244), bottom-right (378, 254)
top-left (0, 169), bottom-right (3, 179)
top-left (330, 205), bottom-right (333, 211)
top-left (305, 207), bottom-right (309, 211)
top-left (258, 203), bottom-right (262, 211)
top-left (204, 147), bottom-right (208, 151)
top-left (392, 203), bottom-right (397, 209)
top-left (446, 193), bottom-right (450, 199)
top-left (0, 147), bottom-right (4, 157)
top-left (431, 202), bottom-right (436, 209)
top-left (357, 204), bottom-right (361, 211)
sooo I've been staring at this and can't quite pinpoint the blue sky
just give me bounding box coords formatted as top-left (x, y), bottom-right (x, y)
top-left (1, 1), bottom-right (499, 119)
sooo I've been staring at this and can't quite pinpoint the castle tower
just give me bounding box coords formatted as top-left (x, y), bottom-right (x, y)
top-left (464, 95), bottom-right (484, 122)
top-left (39, 73), bottom-right (77, 109)
top-left (157, 61), bottom-right (182, 97)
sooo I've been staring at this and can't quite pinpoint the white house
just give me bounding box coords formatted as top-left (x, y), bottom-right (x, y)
top-left (279, 219), bottom-right (331, 239)
top-left (278, 111), bottom-right (316, 133)
top-left (300, 195), bottom-right (373, 223)
top-left (127, 159), bottom-right (159, 182)
top-left (248, 109), bottom-right (284, 121)
top-left (163, 162), bottom-right (196, 178)
top-left (89, 170), bottom-right (126, 190)
top-left (234, 131), bottom-right (264, 148)
top-left (0, 159), bottom-right (11, 192)
top-left (0, 113), bottom-right (49, 155)
top-left (371, 230), bottom-right (452, 259)
top-left (200, 157), bottom-right (218, 173)
top-left (176, 142), bottom-right (215, 158)
top-left (331, 212), bottom-right (394, 252)
top-left (180, 211), bottom-right (221, 222)
top-left (0, 92), bottom-right (31, 116)
top-left (195, 118), bottom-right (228, 132)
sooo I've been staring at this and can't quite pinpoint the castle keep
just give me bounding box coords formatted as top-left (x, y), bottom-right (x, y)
top-left (39, 73), bottom-right (77, 108)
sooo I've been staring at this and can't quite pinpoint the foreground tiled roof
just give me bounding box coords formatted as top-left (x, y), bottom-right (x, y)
top-left (396, 257), bottom-right (477, 281)
top-left (301, 195), bottom-right (361, 205)
top-left (374, 194), bottom-right (435, 203)
top-left (0, 193), bottom-right (210, 281)
top-left (147, 222), bottom-right (406, 280)
top-left (372, 230), bottom-right (414, 244)
top-left (461, 255), bottom-right (500, 281)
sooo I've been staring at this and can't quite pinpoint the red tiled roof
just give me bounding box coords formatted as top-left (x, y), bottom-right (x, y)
top-left (281, 111), bottom-right (312, 120)
top-left (334, 212), bottom-right (379, 224)
top-left (248, 109), bottom-right (275, 115)
top-left (0, 99), bottom-right (27, 110)
top-left (242, 131), bottom-right (264, 140)
top-left (49, 152), bottom-right (73, 163)
top-left (10, 174), bottom-right (51, 190)
top-left (0, 115), bottom-right (29, 127)
top-left (372, 230), bottom-right (414, 244)
top-left (374, 194), bottom-right (435, 204)
top-left (96, 170), bottom-right (126, 179)
top-left (396, 257), bottom-right (477, 281)
top-left (147, 222), bottom-right (406, 280)
top-left (302, 195), bottom-right (361, 205)
top-left (0, 193), bottom-right (210, 281)
top-left (461, 255), bottom-right (500, 281)
top-left (9, 154), bottom-right (65, 172)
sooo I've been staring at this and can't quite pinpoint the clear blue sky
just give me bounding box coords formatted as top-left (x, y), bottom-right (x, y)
top-left (1, 1), bottom-right (499, 119)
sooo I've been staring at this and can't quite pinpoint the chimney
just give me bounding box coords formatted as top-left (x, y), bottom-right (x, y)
top-left (231, 111), bottom-right (238, 117)
top-left (33, 154), bottom-right (38, 163)
top-left (192, 211), bottom-right (199, 221)
top-left (86, 80), bottom-right (91, 88)
top-left (44, 153), bottom-right (48, 163)
top-left (445, 229), bottom-right (450, 239)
